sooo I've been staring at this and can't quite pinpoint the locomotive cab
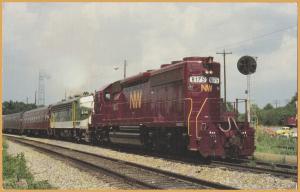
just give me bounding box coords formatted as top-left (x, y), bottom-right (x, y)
top-left (184, 57), bottom-right (255, 158)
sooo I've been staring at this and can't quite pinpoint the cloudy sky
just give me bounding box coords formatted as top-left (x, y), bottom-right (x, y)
top-left (3, 3), bottom-right (297, 108)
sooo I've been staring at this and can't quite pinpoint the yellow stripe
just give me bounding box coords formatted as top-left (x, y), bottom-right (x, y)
top-left (185, 98), bottom-right (193, 136)
top-left (195, 98), bottom-right (208, 135)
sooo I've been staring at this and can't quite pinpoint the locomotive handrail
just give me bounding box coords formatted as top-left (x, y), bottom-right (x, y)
top-left (184, 98), bottom-right (193, 136)
top-left (195, 98), bottom-right (208, 139)
top-left (100, 98), bottom-right (205, 109)
top-left (95, 98), bottom-right (202, 131)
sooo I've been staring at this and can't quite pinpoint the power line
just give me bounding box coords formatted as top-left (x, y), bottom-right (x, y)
top-left (211, 25), bottom-right (296, 51)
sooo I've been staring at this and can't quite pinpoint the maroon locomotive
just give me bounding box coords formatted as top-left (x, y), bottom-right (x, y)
top-left (3, 56), bottom-right (255, 158)
top-left (92, 56), bottom-right (255, 158)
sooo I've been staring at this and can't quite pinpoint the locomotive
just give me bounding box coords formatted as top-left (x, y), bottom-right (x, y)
top-left (3, 94), bottom-right (94, 140)
top-left (3, 56), bottom-right (255, 158)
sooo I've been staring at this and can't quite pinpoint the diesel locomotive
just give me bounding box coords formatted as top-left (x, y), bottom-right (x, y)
top-left (3, 56), bottom-right (255, 158)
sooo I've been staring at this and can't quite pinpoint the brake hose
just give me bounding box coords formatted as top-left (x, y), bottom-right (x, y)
top-left (218, 116), bottom-right (241, 133)
top-left (218, 117), bottom-right (232, 133)
top-left (229, 116), bottom-right (242, 135)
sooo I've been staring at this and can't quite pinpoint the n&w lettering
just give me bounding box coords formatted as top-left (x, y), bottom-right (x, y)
top-left (130, 90), bottom-right (142, 109)
top-left (201, 84), bottom-right (212, 92)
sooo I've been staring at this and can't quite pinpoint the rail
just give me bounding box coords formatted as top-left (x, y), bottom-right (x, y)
top-left (5, 134), bottom-right (237, 190)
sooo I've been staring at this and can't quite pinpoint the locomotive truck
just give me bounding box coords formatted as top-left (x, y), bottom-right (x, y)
top-left (3, 56), bottom-right (255, 158)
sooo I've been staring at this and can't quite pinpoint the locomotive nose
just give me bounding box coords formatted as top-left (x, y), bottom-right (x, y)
top-left (228, 134), bottom-right (242, 148)
top-left (218, 120), bottom-right (244, 157)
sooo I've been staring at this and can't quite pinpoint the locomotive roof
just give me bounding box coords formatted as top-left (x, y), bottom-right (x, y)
top-left (120, 72), bottom-right (151, 87)
top-left (98, 56), bottom-right (217, 92)
top-left (98, 62), bottom-right (185, 92)
top-left (150, 61), bottom-right (184, 76)
top-left (51, 96), bottom-right (81, 107)
top-left (51, 94), bottom-right (93, 107)
top-left (23, 106), bottom-right (49, 114)
top-left (99, 83), bottom-right (113, 91)
top-left (3, 112), bottom-right (23, 118)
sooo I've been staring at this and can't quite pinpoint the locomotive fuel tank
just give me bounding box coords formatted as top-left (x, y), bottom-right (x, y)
top-left (109, 126), bottom-right (143, 146)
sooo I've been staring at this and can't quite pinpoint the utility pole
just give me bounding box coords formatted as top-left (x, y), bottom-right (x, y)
top-left (246, 74), bottom-right (251, 122)
top-left (38, 71), bottom-right (50, 106)
top-left (34, 90), bottom-right (37, 105)
top-left (216, 49), bottom-right (232, 108)
top-left (124, 59), bottom-right (127, 79)
top-left (273, 100), bottom-right (280, 108)
top-left (247, 56), bottom-right (257, 124)
top-left (285, 99), bottom-right (290, 105)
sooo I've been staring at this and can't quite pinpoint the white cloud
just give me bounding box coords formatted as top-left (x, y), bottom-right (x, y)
top-left (3, 3), bottom-right (297, 106)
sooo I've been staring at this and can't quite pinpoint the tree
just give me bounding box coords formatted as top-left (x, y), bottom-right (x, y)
top-left (2, 101), bottom-right (37, 115)
top-left (254, 93), bottom-right (297, 126)
top-left (263, 103), bottom-right (274, 110)
top-left (287, 92), bottom-right (297, 106)
top-left (226, 102), bottom-right (234, 112)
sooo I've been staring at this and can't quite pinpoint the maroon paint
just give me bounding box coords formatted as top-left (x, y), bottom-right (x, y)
top-left (92, 56), bottom-right (255, 157)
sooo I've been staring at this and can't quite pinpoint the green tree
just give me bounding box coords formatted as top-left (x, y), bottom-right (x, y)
top-left (2, 101), bottom-right (37, 115)
top-left (226, 102), bottom-right (234, 112)
top-left (254, 92), bottom-right (297, 126)
top-left (263, 103), bottom-right (274, 110)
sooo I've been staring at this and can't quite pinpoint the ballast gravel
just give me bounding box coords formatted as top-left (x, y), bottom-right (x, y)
top-left (6, 135), bottom-right (297, 189)
top-left (5, 140), bottom-right (115, 189)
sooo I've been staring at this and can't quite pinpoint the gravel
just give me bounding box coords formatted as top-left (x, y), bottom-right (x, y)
top-left (6, 135), bottom-right (297, 189)
top-left (5, 140), bottom-right (115, 189)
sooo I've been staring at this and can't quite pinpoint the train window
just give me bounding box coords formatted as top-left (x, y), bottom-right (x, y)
top-left (203, 63), bottom-right (209, 68)
top-left (105, 93), bottom-right (111, 101)
top-left (81, 108), bottom-right (89, 115)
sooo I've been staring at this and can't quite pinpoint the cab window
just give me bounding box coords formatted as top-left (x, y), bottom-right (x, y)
top-left (104, 92), bottom-right (111, 101)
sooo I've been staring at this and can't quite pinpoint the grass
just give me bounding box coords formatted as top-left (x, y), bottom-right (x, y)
top-left (3, 140), bottom-right (53, 189)
top-left (255, 126), bottom-right (297, 156)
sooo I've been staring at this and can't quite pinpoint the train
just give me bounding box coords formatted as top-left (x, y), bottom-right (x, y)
top-left (3, 56), bottom-right (255, 158)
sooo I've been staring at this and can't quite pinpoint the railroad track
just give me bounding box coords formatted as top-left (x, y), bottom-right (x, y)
top-left (5, 134), bottom-right (297, 182)
top-left (5, 135), bottom-right (237, 190)
top-left (211, 159), bottom-right (297, 181)
top-left (100, 143), bottom-right (297, 180)
top-left (108, 143), bottom-right (298, 180)
top-left (111, 145), bottom-right (298, 181)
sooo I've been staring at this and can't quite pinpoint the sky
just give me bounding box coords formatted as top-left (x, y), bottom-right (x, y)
top-left (3, 3), bottom-right (297, 108)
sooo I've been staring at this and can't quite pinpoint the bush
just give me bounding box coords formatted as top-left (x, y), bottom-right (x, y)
top-left (255, 127), bottom-right (297, 156)
top-left (3, 140), bottom-right (53, 189)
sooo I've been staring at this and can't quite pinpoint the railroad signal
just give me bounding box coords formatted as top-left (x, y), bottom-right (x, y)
top-left (237, 56), bottom-right (257, 123)
top-left (237, 56), bottom-right (257, 75)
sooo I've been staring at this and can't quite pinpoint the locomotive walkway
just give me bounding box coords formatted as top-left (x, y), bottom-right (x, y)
top-left (5, 134), bottom-right (237, 190)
